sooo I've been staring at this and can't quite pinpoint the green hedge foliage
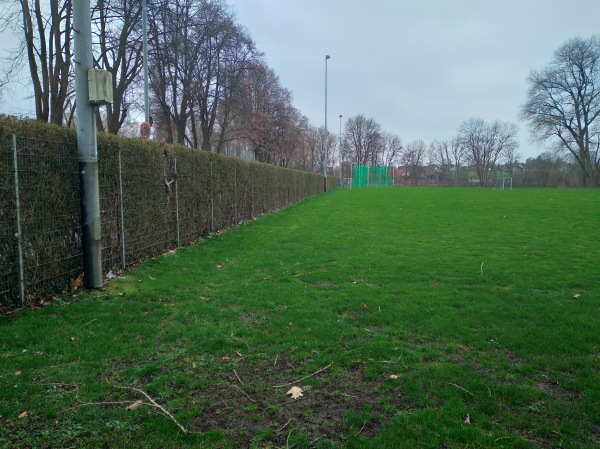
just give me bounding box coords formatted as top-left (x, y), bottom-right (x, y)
top-left (0, 116), bottom-right (334, 309)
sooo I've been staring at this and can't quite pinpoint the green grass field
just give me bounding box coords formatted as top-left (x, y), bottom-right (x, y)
top-left (1, 187), bottom-right (599, 448)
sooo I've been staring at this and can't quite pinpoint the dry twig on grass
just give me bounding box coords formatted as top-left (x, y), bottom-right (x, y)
top-left (446, 382), bottom-right (475, 396)
top-left (231, 383), bottom-right (256, 402)
top-left (277, 418), bottom-right (293, 432)
top-left (356, 419), bottom-right (368, 435)
top-left (233, 368), bottom-right (244, 385)
top-left (78, 385), bottom-right (193, 434)
top-left (271, 362), bottom-right (333, 388)
top-left (116, 386), bottom-right (190, 434)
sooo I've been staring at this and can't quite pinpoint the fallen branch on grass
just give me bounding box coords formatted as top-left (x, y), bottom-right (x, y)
top-left (115, 386), bottom-right (190, 434)
top-left (446, 382), bottom-right (475, 396)
top-left (233, 368), bottom-right (244, 385)
top-left (78, 385), bottom-right (193, 434)
top-left (277, 418), bottom-right (293, 432)
top-left (271, 362), bottom-right (333, 388)
top-left (355, 419), bottom-right (368, 435)
top-left (231, 383), bottom-right (256, 402)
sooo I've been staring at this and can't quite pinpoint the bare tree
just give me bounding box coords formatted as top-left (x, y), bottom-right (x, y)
top-left (521, 35), bottom-right (600, 186)
top-left (0, 79), bottom-right (8, 104)
top-left (148, 0), bottom-right (200, 144)
top-left (401, 140), bottom-right (426, 184)
top-left (503, 145), bottom-right (521, 178)
top-left (190, 2), bottom-right (243, 151)
top-left (303, 123), bottom-right (321, 172)
top-left (344, 114), bottom-right (382, 165)
top-left (380, 132), bottom-right (403, 168)
top-left (429, 137), bottom-right (465, 184)
top-left (315, 126), bottom-right (338, 174)
top-left (148, 0), bottom-right (264, 151)
top-left (237, 62), bottom-right (280, 162)
top-left (1, 0), bottom-right (73, 125)
top-left (458, 118), bottom-right (518, 187)
top-left (213, 26), bottom-right (260, 153)
top-left (92, 0), bottom-right (143, 134)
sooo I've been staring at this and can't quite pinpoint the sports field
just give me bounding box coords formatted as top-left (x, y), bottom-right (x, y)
top-left (1, 187), bottom-right (599, 448)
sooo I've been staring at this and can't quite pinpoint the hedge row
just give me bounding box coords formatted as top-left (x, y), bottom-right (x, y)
top-left (0, 116), bottom-right (334, 309)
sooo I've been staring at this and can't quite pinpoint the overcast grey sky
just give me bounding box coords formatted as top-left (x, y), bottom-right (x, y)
top-left (1, 1), bottom-right (598, 160)
top-left (230, 0), bottom-right (600, 159)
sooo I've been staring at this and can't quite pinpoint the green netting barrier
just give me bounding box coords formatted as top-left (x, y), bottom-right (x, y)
top-left (352, 165), bottom-right (393, 187)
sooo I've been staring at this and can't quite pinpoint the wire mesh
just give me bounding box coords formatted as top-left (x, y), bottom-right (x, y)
top-left (0, 136), bottom-right (18, 307)
top-left (0, 136), bottom-right (81, 309)
top-left (0, 130), bottom-right (328, 311)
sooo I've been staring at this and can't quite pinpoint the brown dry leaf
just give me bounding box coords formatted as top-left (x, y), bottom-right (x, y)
top-left (14, 371), bottom-right (21, 376)
top-left (69, 276), bottom-right (84, 288)
top-left (286, 386), bottom-right (304, 400)
top-left (18, 411), bottom-right (27, 419)
top-left (221, 356), bottom-right (230, 361)
top-left (126, 400), bottom-right (143, 410)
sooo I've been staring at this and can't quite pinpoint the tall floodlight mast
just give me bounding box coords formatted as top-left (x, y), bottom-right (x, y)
top-left (324, 54), bottom-right (330, 192)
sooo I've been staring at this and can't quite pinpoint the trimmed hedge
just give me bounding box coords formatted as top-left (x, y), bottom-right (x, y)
top-left (0, 116), bottom-right (334, 309)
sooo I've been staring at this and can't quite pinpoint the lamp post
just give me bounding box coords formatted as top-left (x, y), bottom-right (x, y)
top-left (142, 0), bottom-right (149, 124)
top-left (339, 114), bottom-right (343, 180)
top-left (324, 54), bottom-right (330, 192)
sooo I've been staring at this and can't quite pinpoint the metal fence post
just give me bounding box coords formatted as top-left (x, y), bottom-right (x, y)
top-left (174, 156), bottom-right (180, 246)
top-left (234, 166), bottom-right (238, 224)
top-left (11, 135), bottom-right (25, 307)
top-left (210, 159), bottom-right (214, 231)
top-left (118, 149), bottom-right (126, 269)
top-left (251, 171), bottom-right (254, 219)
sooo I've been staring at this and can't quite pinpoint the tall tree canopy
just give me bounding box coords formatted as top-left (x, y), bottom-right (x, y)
top-left (521, 35), bottom-right (600, 186)
top-left (1, 0), bottom-right (73, 125)
top-left (458, 118), bottom-right (518, 187)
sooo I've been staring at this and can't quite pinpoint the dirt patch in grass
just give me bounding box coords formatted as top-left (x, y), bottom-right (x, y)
top-left (186, 354), bottom-right (412, 447)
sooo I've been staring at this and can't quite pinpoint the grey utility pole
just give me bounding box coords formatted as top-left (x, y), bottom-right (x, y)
top-left (324, 54), bottom-right (330, 192)
top-left (73, 0), bottom-right (103, 288)
top-left (339, 114), bottom-right (343, 180)
top-left (142, 0), bottom-right (150, 123)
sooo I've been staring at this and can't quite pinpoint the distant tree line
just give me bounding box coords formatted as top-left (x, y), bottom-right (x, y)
top-left (0, 0), bottom-right (328, 171)
top-left (1, 2), bottom-right (598, 185)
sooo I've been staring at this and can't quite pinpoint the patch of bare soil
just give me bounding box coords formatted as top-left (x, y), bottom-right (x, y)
top-left (188, 354), bottom-right (413, 447)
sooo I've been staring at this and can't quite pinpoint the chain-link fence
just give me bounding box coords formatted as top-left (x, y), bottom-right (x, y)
top-left (1, 131), bottom-right (327, 311)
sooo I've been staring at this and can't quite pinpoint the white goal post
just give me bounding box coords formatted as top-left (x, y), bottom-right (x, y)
top-left (493, 177), bottom-right (512, 191)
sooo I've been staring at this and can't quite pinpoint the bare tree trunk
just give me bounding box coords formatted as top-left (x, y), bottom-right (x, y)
top-left (16, 0), bottom-right (72, 125)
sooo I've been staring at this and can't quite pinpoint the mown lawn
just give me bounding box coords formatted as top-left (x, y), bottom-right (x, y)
top-left (1, 187), bottom-right (599, 448)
